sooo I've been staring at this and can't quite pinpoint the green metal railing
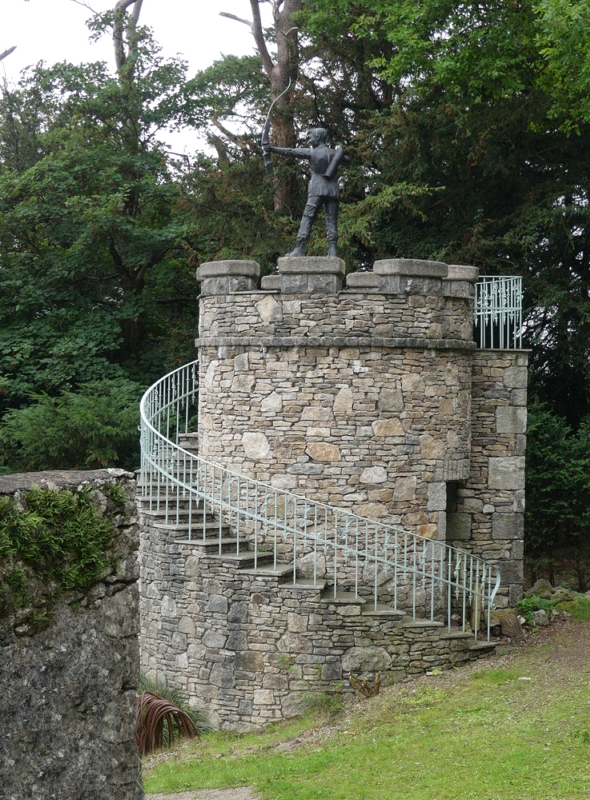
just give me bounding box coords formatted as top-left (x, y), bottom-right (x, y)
top-left (140, 361), bottom-right (500, 640)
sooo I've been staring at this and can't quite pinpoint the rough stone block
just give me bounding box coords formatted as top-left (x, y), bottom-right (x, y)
top-left (346, 272), bottom-right (381, 289)
top-left (488, 457), bottom-right (525, 490)
top-left (378, 387), bottom-right (404, 412)
top-left (496, 406), bottom-right (527, 434)
top-left (372, 418), bottom-right (404, 436)
top-left (360, 466), bottom-right (388, 484)
top-left (278, 256), bottom-right (346, 275)
top-left (342, 646), bottom-right (392, 672)
top-left (394, 476), bottom-right (416, 501)
top-left (491, 512), bottom-right (524, 540)
top-left (306, 442), bottom-right (341, 462)
top-left (242, 432), bottom-right (271, 460)
top-left (446, 264), bottom-right (479, 282)
top-left (256, 294), bottom-right (282, 323)
top-left (197, 260), bottom-right (260, 280)
top-left (447, 512), bottom-right (471, 541)
top-left (427, 481), bottom-right (446, 511)
top-left (333, 387), bottom-right (354, 413)
top-left (373, 259), bottom-right (448, 278)
top-left (261, 391), bottom-right (283, 413)
top-left (503, 366), bottom-right (527, 389)
top-left (260, 274), bottom-right (281, 290)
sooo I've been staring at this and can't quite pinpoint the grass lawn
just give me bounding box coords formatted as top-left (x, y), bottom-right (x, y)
top-left (143, 622), bottom-right (590, 800)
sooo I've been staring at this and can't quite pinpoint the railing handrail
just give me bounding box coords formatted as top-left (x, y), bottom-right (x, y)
top-left (474, 275), bottom-right (523, 350)
top-left (140, 360), bottom-right (501, 640)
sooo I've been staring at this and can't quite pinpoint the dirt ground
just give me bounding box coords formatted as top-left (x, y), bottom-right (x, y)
top-left (144, 617), bottom-right (590, 800)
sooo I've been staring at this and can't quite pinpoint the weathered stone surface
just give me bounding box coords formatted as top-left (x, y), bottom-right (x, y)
top-left (492, 512), bottom-right (524, 540)
top-left (271, 473), bottom-right (298, 489)
top-left (378, 387), bottom-right (404, 412)
top-left (256, 295), bottom-right (282, 323)
top-left (333, 387), bottom-right (354, 413)
top-left (488, 457), bottom-right (525, 490)
top-left (261, 391), bottom-right (283, 413)
top-left (503, 366), bottom-right (527, 389)
top-left (197, 260), bottom-right (260, 279)
top-left (372, 418), bottom-right (404, 437)
top-left (306, 442), bottom-right (341, 462)
top-left (353, 501), bottom-right (388, 519)
top-left (1, 471), bottom-right (141, 800)
top-left (233, 352), bottom-right (249, 372)
top-left (394, 476), bottom-right (416, 501)
top-left (346, 272), bottom-right (381, 288)
top-left (533, 609), bottom-right (549, 626)
top-left (278, 256), bottom-right (346, 275)
top-left (496, 406), bottom-right (527, 434)
top-left (231, 373), bottom-right (256, 393)
top-left (373, 259), bottom-right (448, 278)
top-left (360, 466), bottom-right (388, 484)
top-left (447, 512), bottom-right (471, 541)
top-left (242, 432), bottom-right (271, 460)
top-left (278, 631), bottom-right (312, 654)
top-left (342, 646), bottom-right (392, 672)
top-left (427, 482), bottom-right (446, 511)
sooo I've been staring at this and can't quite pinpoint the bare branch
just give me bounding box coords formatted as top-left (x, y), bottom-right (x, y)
top-left (249, 0), bottom-right (275, 77)
top-left (0, 46), bottom-right (16, 63)
top-left (219, 12), bottom-right (253, 31)
top-left (69, 0), bottom-right (98, 13)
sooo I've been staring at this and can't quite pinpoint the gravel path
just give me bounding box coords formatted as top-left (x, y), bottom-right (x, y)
top-left (146, 789), bottom-right (260, 800)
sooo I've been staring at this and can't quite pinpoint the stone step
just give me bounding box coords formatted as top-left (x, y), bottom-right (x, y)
top-left (321, 590), bottom-right (366, 605)
top-left (173, 537), bottom-right (241, 554)
top-left (469, 641), bottom-right (496, 653)
top-left (140, 508), bottom-right (211, 521)
top-left (152, 521), bottom-right (232, 535)
top-left (279, 577), bottom-right (328, 592)
top-left (402, 617), bottom-right (445, 628)
top-left (239, 563), bottom-right (294, 580)
top-left (361, 602), bottom-right (404, 617)
top-left (205, 551), bottom-right (275, 569)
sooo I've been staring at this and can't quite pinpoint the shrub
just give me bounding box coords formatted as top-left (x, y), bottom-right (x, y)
top-left (0, 378), bottom-right (142, 472)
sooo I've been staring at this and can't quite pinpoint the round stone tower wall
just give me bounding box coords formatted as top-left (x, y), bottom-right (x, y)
top-left (196, 258), bottom-right (478, 540)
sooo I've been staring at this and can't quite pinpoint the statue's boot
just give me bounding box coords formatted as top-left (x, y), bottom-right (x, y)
top-left (285, 239), bottom-right (307, 257)
top-left (328, 240), bottom-right (338, 257)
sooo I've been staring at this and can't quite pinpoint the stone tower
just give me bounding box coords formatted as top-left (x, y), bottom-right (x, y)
top-left (196, 256), bottom-right (526, 608)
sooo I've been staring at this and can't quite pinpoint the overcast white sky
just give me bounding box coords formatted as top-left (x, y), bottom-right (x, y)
top-left (3, 0), bottom-right (271, 151)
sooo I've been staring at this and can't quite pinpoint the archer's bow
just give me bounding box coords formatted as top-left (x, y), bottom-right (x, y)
top-left (261, 78), bottom-right (292, 178)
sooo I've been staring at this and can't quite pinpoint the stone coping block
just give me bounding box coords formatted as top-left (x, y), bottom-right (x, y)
top-left (373, 258), bottom-right (448, 278)
top-left (260, 274), bottom-right (281, 290)
top-left (196, 260), bottom-right (260, 280)
top-left (277, 256), bottom-right (346, 275)
top-left (346, 272), bottom-right (381, 288)
top-left (446, 264), bottom-right (479, 282)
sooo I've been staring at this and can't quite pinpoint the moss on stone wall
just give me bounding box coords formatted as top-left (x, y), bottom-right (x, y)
top-left (0, 484), bottom-right (123, 629)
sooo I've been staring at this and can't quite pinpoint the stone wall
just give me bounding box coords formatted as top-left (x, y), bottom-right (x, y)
top-left (139, 516), bottom-right (493, 732)
top-left (0, 470), bottom-right (141, 800)
top-left (196, 259), bottom-right (478, 544)
top-left (451, 351), bottom-right (528, 608)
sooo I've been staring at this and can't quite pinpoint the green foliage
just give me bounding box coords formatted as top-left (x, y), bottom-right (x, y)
top-left (517, 594), bottom-right (558, 623)
top-left (303, 686), bottom-right (344, 714)
top-left (525, 401), bottom-right (590, 558)
top-left (554, 596), bottom-right (590, 620)
top-left (0, 485), bottom-right (118, 626)
top-left (0, 379), bottom-right (141, 472)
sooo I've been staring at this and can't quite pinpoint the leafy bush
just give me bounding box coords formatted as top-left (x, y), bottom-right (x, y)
top-left (0, 378), bottom-right (142, 472)
top-left (517, 595), bottom-right (558, 623)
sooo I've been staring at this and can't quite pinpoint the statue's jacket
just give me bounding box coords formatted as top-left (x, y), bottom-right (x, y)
top-left (269, 144), bottom-right (344, 199)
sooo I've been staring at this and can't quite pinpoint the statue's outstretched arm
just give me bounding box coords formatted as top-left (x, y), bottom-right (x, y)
top-left (268, 146), bottom-right (312, 160)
